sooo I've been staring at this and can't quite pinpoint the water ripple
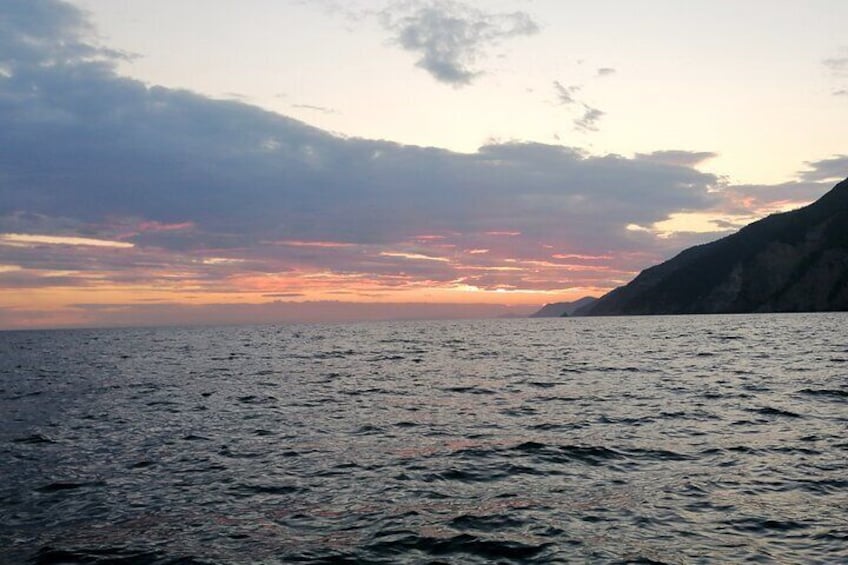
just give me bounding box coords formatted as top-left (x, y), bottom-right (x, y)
top-left (1, 314), bottom-right (846, 563)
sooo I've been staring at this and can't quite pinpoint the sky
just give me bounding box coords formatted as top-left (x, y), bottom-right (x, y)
top-left (1, 0), bottom-right (847, 329)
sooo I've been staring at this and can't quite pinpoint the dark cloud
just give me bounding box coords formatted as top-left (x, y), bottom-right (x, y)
top-left (0, 2), bottom-right (718, 260)
top-left (834, 89), bottom-right (848, 97)
top-left (596, 67), bottom-right (616, 77)
top-left (0, 0), bottom-right (126, 70)
top-left (379, 1), bottom-right (538, 86)
top-left (798, 155), bottom-right (848, 182)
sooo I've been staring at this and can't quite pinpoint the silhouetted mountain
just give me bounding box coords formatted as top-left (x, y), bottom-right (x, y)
top-left (587, 177), bottom-right (848, 315)
top-left (531, 296), bottom-right (598, 317)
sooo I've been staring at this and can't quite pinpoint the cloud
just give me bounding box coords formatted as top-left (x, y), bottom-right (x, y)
top-left (834, 89), bottom-right (848, 97)
top-left (798, 155), bottom-right (848, 182)
top-left (294, 0), bottom-right (370, 24)
top-left (1, 1), bottom-right (844, 328)
top-left (573, 104), bottom-right (604, 132)
top-left (552, 81), bottom-right (605, 132)
top-left (553, 81), bottom-right (580, 105)
top-left (0, 0), bottom-right (717, 262)
top-left (292, 103), bottom-right (338, 114)
top-left (823, 55), bottom-right (848, 76)
top-left (635, 150), bottom-right (718, 167)
top-left (0, 0), bottom-right (128, 70)
top-left (0, 233), bottom-right (133, 248)
top-left (379, 0), bottom-right (538, 86)
top-left (714, 180), bottom-right (835, 218)
top-left (596, 67), bottom-right (616, 77)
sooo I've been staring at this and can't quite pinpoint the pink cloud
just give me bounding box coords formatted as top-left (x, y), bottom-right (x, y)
top-left (274, 240), bottom-right (359, 248)
top-left (551, 253), bottom-right (613, 261)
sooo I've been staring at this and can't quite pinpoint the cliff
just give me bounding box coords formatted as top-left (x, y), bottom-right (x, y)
top-left (587, 177), bottom-right (848, 315)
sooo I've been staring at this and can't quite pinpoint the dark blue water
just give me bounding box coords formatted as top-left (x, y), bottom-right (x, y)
top-left (1, 314), bottom-right (846, 564)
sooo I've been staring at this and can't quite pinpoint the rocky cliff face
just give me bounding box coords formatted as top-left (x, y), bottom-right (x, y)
top-left (587, 177), bottom-right (848, 315)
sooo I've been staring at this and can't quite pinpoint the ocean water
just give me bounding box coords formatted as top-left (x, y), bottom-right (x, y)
top-left (1, 314), bottom-right (846, 564)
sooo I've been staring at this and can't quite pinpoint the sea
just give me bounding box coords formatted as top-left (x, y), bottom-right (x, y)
top-left (1, 313), bottom-right (846, 564)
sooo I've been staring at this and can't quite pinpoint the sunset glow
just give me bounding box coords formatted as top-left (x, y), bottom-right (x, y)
top-left (1, 1), bottom-right (846, 328)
